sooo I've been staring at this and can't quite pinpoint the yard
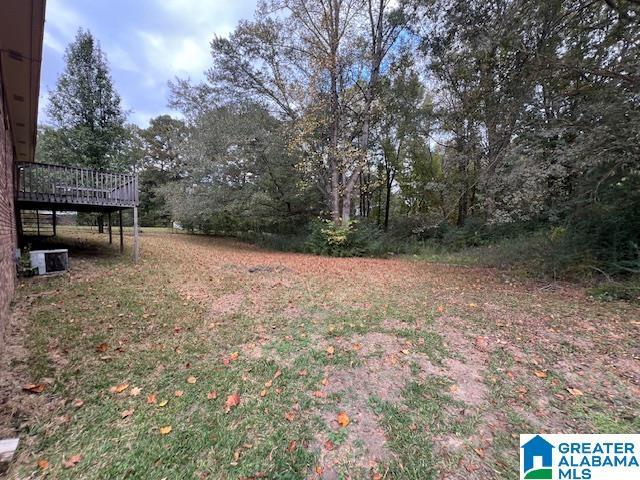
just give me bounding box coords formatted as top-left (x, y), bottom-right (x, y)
top-left (1, 230), bottom-right (639, 479)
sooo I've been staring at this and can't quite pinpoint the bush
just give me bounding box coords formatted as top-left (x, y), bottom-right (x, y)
top-left (305, 219), bottom-right (384, 257)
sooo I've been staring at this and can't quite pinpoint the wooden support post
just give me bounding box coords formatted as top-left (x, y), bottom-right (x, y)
top-left (52, 209), bottom-right (57, 237)
top-left (133, 206), bottom-right (139, 263)
top-left (119, 210), bottom-right (124, 254)
top-left (108, 212), bottom-right (112, 244)
top-left (36, 210), bottom-right (40, 236)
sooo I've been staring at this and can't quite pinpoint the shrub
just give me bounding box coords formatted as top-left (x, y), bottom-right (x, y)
top-left (305, 219), bottom-right (383, 257)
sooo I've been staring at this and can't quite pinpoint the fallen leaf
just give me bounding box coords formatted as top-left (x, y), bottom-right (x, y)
top-left (146, 393), bottom-right (157, 404)
top-left (468, 303), bottom-right (477, 308)
top-left (474, 447), bottom-right (485, 458)
top-left (400, 349), bottom-right (410, 355)
top-left (287, 440), bottom-right (297, 453)
top-left (229, 351), bottom-right (239, 362)
top-left (259, 389), bottom-right (267, 397)
top-left (175, 390), bottom-right (184, 397)
top-left (315, 466), bottom-right (324, 475)
top-left (207, 390), bottom-right (218, 400)
top-left (37, 459), bottom-right (49, 470)
top-left (567, 387), bottom-right (584, 397)
top-left (159, 425), bottom-right (172, 435)
top-left (23, 383), bottom-right (46, 394)
top-left (337, 411), bottom-right (350, 427)
top-left (62, 455), bottom-right (82, 468)
top-left (130, 387), bottom-right (141, 397)
top-left (534, 370), bottom-right (548, 379)
top-left (158, 399), bottom-right (168, 407)
top-left (121, 408), bottom-right (134, 418)
top-left (109, 383), bottom-right (129, 394)
top-left (298, 369), bottom-right (308, 377)
top-left (449, 384), bottom-right (459, 393)
top-left (72, 398), bottom-right (84, 408)
top-left (187, 376), bottom-right (197, 384)
top-left (352, 343), bottom-right (361, 351)
top-left (312, 390), bottom-right (326, 398)
top-left (372, 473), bottom-right (383, 480)
top-left (436, 305), bottom-right (445, 313)
top-left (326, 346), bottom-right (335, 356)
top-left (273, 369), bottom-right (282, 379)
top-left (225, 392), bottom-right (241, 413)
top-left (264, 379), bottom-right (273, 388)
top-left (95, 343), bottom-right (109, 353)
top-left (324, 440), bottom-right (335, 451)
top-left (321, 378), bottom-right (329, 386)
top-left (284, 411), bottom-right (296, 422)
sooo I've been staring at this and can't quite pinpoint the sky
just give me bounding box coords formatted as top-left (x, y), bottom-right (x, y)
top-left (40, 0), bottom-right (258, 127)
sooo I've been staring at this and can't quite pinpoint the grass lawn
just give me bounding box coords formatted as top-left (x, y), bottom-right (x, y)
top-left (1, 229), bottom-right (639, 479)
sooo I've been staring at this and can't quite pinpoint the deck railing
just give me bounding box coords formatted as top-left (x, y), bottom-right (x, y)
top-left (15, 162), bottom-right (138, 208)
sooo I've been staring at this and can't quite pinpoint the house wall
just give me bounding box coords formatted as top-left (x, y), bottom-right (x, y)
top-left (0, 77), bottom-right (17, 350)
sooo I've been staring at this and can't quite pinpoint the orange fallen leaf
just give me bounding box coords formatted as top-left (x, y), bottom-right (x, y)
top-left (72, 398), bottom-right (84, 408)
top-left (326, 346), bottom-right (335, 355)
top-left (225, 392), bottom-right (241, 413)
top-left (273, 369), bottom-right (282, 379)
top-left (130, 387), bottom-right (141, 397)
top-left (436, 305), bottom-right (445, 313)
top-left (121, 408), bottom-right (134, 418)
top-left (37, 459), bottom-right (49, 470)
top-left (400, 349), bottom-right (410, 355)
top-left (207, 390), bottom-right (218, 400)
top-left (312, 390), bottom-right (326, 398)
top-left (95, 343), bottom-right (109, 353)
top-left (23, 383), bottom-right (46, 394)
top-left (352, 343), bottom-right (361, 351)
top-left (315, 466), bottom-right (324, 475)
top-left (264, 379), bottom-right (273, 388)
top-left (324, 440), bottom-right (335, 451)
top-left (109, 383), bottom-right (129, 394)
top-left (229, 351), bottom-right (239, 362)
top-left (159, 425), bottom-right (172, 435)
top-left (284, 411), bottom-right (296, 422)
top-left (259, 389), bottom-right (267, 397)
top-left (372, 473), bottom-right (383, 480)
top-left (287, 440), bottom-right (297, 453)
top-left (321, 378), bottom-right (329, 386)
top-left (567, 387), bottom-right (584, 397)
top-left (146, 393), bottom-right (157, 404)
top-left (174, 390), bottom-right (184, 397)
top-left (186, 376), bottom-right (197, 384)
top-left (63, 454), bottom-right (82, 468)
top-left (534, 370), bottom-right (547, 379)
top-left (337, 411), bottom-right (350, 427)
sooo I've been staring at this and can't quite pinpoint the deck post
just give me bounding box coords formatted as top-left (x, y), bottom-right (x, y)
top-left (133, 206), bottom-right (139, 263)
top-left (52, 209), bottom-right (56, 236)
top-left (108, 212), bottom-right (112, 244)
top-left (119, 210), bottom-right (124, 254)
top-left (36, 210), bottom-right (40, 236)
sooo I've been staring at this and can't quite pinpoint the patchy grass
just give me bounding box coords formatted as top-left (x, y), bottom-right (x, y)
top-left (2, 229), bottom-right (639, 479)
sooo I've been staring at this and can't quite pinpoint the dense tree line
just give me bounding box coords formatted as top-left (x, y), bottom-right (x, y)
top-left (37, 2), bottom-right (640, 279)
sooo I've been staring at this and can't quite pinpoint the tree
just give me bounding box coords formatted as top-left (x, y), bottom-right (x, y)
top-left (41, 29), bottom-right (126, 171)
top-left (207, 0), bottom-right (404, 226)
top-left (137, 115), bottom-right (187, 226)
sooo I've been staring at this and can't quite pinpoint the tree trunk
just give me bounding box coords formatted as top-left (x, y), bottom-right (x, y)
top-left (384, 171), bottom-right (393, 232)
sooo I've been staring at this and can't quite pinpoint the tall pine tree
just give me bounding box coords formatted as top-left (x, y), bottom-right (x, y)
top-left (39, 29), bottom-right (126, 171)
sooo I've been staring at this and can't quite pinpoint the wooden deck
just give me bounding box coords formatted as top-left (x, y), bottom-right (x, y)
top-left (15, 162), bottom-right (138, 212)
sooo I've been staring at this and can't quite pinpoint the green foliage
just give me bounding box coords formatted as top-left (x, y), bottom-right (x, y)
top-left (38, 29), bottom-right (127, 171)
top-left (306, 219), bottom-right (383, 257)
